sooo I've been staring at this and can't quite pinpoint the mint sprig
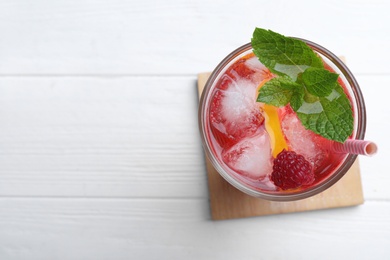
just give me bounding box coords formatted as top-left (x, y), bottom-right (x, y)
top-left (251, 28), bottom-right (353, 143)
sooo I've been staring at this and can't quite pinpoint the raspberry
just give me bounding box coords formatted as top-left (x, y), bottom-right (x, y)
top-left (271, 150), bottom-right (314, 190)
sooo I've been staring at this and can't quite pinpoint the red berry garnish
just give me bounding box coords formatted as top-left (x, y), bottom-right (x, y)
top-left (271, 150), bottom-right (314, 190)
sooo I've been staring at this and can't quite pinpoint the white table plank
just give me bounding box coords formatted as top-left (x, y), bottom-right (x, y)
top-left (0, 75), bottom-right (387, 200)
top-left (355, 75), bottom-right (389, 200)
top-left (0, 76), bottom-right (208, 198)
top-left (0, 0), bottom-right (389, 75)
top-left (0, 198), bottom-right (389, 260)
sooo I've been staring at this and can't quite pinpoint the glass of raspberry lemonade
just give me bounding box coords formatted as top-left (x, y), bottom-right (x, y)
top-left (199, 30), bottom-right (366, 201)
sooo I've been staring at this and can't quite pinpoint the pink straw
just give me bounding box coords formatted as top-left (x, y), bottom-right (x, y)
top-left (331, 140), bottom-right (378, 156)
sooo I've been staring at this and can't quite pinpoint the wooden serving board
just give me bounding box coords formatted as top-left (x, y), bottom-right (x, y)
top-left (197, 72), bottom-right (364, 220)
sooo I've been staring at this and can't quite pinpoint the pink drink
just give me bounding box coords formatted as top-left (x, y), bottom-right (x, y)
top-left (199, 42), bottom-right (366, 200)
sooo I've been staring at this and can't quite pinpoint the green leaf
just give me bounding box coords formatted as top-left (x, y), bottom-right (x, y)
top-left (302, 67), bottom-right (339, 97)
top-left (290, 86), bottom-right (305, 111)
top-left (252, 27), bottom-right (354, 142)
top-left (251, 28), bottom-right (324, 81)
top-left (296, 83), bottom-right (353, 142)
top-left (257, 77), bottom-right (302, 107)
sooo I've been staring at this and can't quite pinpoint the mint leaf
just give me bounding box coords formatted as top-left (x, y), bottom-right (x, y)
top-left (296, 84), bottom-right (353, 142)
top-left (302, 67), bottom-right (339, 97)
top-left (290, 86), bottom-right (305, 111)
top-left (257, 77), bottom-right (302, 107)
top-left (251, 28), bottom-right (323, 81)
top-left (252, 27), bottom-right (354, 142)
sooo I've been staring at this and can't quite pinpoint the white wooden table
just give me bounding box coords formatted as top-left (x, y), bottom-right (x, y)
top-left (0, 1), bottom-right (389, 259)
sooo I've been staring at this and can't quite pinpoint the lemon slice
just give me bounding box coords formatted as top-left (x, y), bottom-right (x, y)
top-left (262, 104), bottom-right (288, 157)
top-left (256, 76), bottom-right (288, 157)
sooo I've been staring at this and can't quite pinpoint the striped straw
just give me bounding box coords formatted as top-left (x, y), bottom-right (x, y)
top-left (331, 140), bottom-right (377, 156)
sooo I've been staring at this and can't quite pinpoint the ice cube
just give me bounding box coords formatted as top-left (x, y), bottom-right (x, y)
top-left (210, 78), bottom-right (264, 147)
top-left (281, 109), bottom-right (327, 168)
top-left (245, 56), bottom-right (273, 82)
top-left (221, 78), bottom-right (257, 120)
top-left (222, 128), bottom-right (273, 180)
top-left (220, 79), bottom-right (263, 136)
top-left (245, 56), bottom-right (268, 72)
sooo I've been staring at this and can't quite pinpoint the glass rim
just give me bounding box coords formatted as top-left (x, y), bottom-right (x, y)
top-left (198, 40), bottom-right (366, 201)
